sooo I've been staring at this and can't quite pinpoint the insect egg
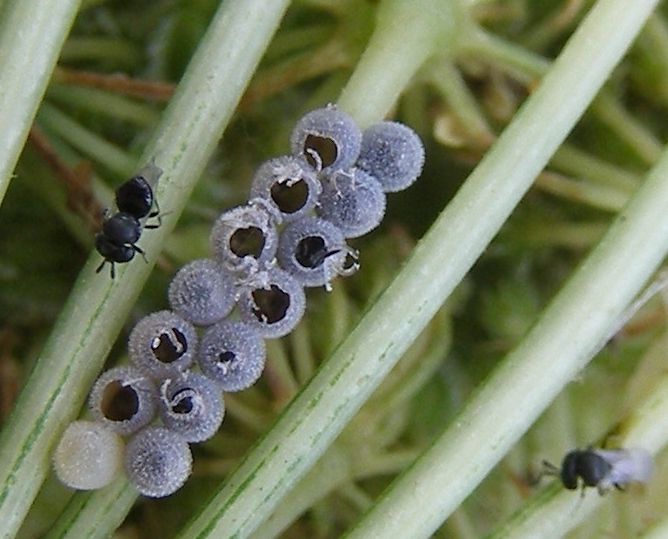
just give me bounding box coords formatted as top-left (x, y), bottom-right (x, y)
top-left (53, 420), bottom-right (124, 490)
top-left (128, 310), bottom-right (198, 378)
top-left (210, 202), bottom-right (279, 276)
top-left (317, 167), bottom-right (386, 238)
top-left (237, 267), bottom-right (306, 338)
top-left (290, 105), bottom-right (362, 174)
top-left (168, 259), bottom-right (237, 326)
top-left (157, 372), bottom-right (224, 442)
top-left (125, 426), bottom-right (192, 498)
top-left (198, 319), bottom-right (266, 392)
top-left (249, 156), bottom-right (321, 222)
top-left (277, 216), bottom-right (356, 288)
top-left (88, 366), bottom-right (157, 435)
top-left (356, 121), bottom-right (425, 193)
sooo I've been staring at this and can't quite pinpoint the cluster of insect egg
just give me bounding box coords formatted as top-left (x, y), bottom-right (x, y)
top-left (53, 105), bottom-right (425, 498)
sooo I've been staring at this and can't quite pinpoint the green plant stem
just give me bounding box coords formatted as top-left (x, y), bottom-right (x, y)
top-left (0, 0), bottom-right (82, 208)
top-left (251, 446), bottom-right (352, 539)
top-left (590, 93), bottom-right (663, 165)
top-left (427, 59), bottom-right (495, 147)
top-left (487, 372), bottom-right (668, 539)
top-left (535, 171), bottom-right (630, 212)
top-left (0, 2), bottom-right (289, 538)
top-left (347, 128), bottom-right (668, 539)
top-left (551, 143), bottom-right (640, 190)
top-left (265, 340), bottom-right (300, 402)
top-left (461, 28), bottom-right (549, 81)
top-left (44, 476), bottom-right (137, 539)
top-left (519, 221), bottom-right (607, 250)
top-left (337, 0), bottom-right (462, 127)
top-left (290, 324), bottom-right (315, 384)
top-left (176, 1), bottom-right (655, 538)
top-left (47, 85), bottom-right (161, 127)
top-left (38, 104), bottom-right (137, 177)
top-left (59, 37), bottom-right (139, 66)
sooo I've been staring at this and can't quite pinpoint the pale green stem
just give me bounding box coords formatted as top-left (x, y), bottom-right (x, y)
top-left (640, 13), bottom-right (668, 87)
top-left (519, 221), bottom-right (607, 250)
top-left (0, 0), bottom-right (82, 208)
top-left (59, 37), bottom-right (139, 65)
top-left (251, 446), bottom-right (352, 539)
top-left (176, 1), bottom-right (655, 538)
top-left (461, 28), bottom-right (549, 81)
top-left (0, 2), bottom-right (290, 537)
top-left (337, 0), bottom-right (462, 127)
top-left (337, 482), bottom-right (373, 512)
top-left (487, 373), bottom-right (668, 539)
top-left (427, 58), bottom-right (495, 146)
top-left (590, 93), bottom-right (664, 165)
top-left (353, 449), bottom-right (422, 478)
top-left (535, 171), bottom-right (630, 212)
top-left (551, 143), bottom-right (641, 191)
top-left (265, 340), bottom-right (300, 402)
top-left (290, 324), bottom-right (316, 384)
top-left (263, 24), bottom-right (333, 62)
top-left (347, 127), bottom-right (668, 539)
top-left (370, 319), bottom-right (451, 418)
top-left (444, 508), bottom-right (479, 539)
top-left (224, 394), bottom-right (271, 434)
top-left (47, 85), bottom-right (161, 127)
top-left (44, 476), bottom-right (137, 539)
top-left (38, 104), bottom-right (137, 177)
top-left (322, 282), bottom-right (353, 356)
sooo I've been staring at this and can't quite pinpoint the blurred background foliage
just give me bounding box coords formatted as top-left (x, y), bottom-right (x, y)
top-left (2, 0), bottom-right (668, 537)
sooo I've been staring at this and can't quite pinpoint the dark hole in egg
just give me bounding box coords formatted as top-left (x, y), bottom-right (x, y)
top-left (251, 285), bottom-right (290, 324)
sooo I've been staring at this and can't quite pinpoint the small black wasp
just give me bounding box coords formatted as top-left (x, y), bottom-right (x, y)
top-left (96, 162), bottom-right (163, 278)
top-left (542, 447), bottom-right (653, 495)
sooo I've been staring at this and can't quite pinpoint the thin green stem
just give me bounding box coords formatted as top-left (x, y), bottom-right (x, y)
top-left (44, 476), bottom-right (137, 539)
top-left (353, 449), bottom-right (422, 478)
top-left (224, 395), bottom-right (271, 433)
top-left (37, 104), bottom-right (137, 177)
top-left (177, 1), bottom-right (655, 538)
top-left (265, 339), bottom-right (300, 402)
top-left (59, 37), bottom-right (139, 66)
top-left (338, 0), bottom-right (463, 127)
top-left (47, 85), bottom-right (161, 127)
top-left (321, 283), bottom-right (353, 356)
top-left (640, 13), bottom-right (668, 83)
top-left (535, 171), bottom-right (630, 212)
top-left (347, 131), bottom-right (668, 539)
top-left (0, 0), bottom-right (82, 208)
top-left (250, 447), bottom-right (352, 539)
top-left (290, 324), bottom-right (316, 385)
top-left (427, 58), bottom-right (495, 147)
top-left (462, 29), bottom-right (549, 80)
top-left (551, 143), bottom-right (641, 191)
top-left (0, 1), bottom-right (290, 537)
top-left (337, 482), bottom-right (373, 512)
top-left (263, 24), bottom-right (333, 62)
top-left (590, 92), bottom-right (663, 165)
top-left (518, 221), bottom-right (607, 250)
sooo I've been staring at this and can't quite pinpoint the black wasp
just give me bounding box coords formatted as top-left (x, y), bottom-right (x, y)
top-left (96, 162), bottom-right (163, 278)
top-left (542, 447), bottom-right (653, 495)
